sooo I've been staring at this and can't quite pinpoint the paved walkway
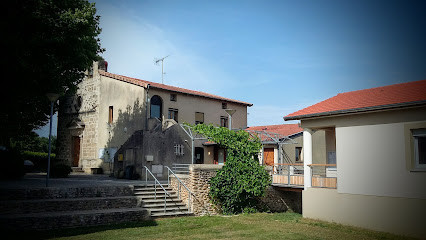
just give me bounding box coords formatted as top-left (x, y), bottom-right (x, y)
top-left (0, 173), bottom-right (165, 189)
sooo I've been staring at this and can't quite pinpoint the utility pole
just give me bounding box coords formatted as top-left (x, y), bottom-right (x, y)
top-left (154, 55), bottom-right (170, 84)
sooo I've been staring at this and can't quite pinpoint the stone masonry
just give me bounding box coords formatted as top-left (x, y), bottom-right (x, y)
top-left (169, 164), bottom-right (301, 216)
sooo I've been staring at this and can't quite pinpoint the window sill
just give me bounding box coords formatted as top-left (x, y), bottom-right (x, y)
top-left (410, 168), bottom-right (426, 172)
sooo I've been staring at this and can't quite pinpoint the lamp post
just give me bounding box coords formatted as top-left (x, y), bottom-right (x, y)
top-left (46, 93), bottom-right (60, 187)
top-left (224, 109), bottom-right (236, 130)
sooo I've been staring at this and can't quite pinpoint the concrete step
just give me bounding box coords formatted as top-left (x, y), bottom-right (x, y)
top-left (143, 202), bottom-right (186, 208)
top-left (134, 184), bottom-right (169, 189)
top-left (0, 196), bottom-right (140, 215)
top-left (134, 190), bottom-right (176, 196)
top-left (71, 167), bottom-right (84, 173)
top-left (136, 194), bottom-right (179, 201)
top-left (149, 206), bottom-right (189, 213)
top-left (134, 187), bottom-right (173, 192)
top-left (151, 211), bottom-right (193, 218)
top-left (0, 207), bottom-right (150, 231)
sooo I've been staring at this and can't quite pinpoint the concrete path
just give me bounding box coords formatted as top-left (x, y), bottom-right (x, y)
top-left (0, 173), bottom-right (166, 189)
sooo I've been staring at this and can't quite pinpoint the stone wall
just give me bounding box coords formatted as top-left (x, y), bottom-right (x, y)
top-left (169, 174), bottom-right (190, 208)
top-left (57, 61), bottom-right (101, 172)
top-left (260, 187), bottom-right (302, 213)
top-left (169, 164), bottom-right (301, 215)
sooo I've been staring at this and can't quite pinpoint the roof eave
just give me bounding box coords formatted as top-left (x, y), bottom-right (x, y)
top-left (149, 85), bottom-right (253, 106)
top-left (284, 100), bottom-right (426, 121)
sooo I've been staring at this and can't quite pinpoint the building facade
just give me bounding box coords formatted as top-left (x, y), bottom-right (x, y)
top-left (57, 61), bottom-right (251, 174)
top-left (284, 80), bottom-right (426, 238)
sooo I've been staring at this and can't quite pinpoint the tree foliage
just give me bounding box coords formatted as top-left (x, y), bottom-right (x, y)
top-left (1, 0), bottom-right (103, 146)
top-left (193, 124), bottom-right (271, 214)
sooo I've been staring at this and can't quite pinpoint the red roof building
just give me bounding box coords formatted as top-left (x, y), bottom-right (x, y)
top-left (284, 80), bottom-right (426, 120)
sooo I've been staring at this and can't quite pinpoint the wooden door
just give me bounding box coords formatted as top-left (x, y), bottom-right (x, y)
top-left (263, 148), bottom-right (274, 166)
top-left (72, 136), bottom-right (81, 167)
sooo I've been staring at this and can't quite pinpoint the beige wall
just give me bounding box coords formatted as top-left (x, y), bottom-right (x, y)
top-left (336, 121), bottom-right (426, 199)
top-left (148, 88), bottom-right (248, 129)
top-left (98, 76), bottom-right (147, 151)
top-left (303, 188), bottom-right (426, 239)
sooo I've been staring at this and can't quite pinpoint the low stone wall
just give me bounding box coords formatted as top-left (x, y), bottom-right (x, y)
top-left (189, 164), bottom-right (222, 216)
top-left (260, 186), bottom-right (302, 213)
top-left (169, 164), bottom-right (301, 215)
top-left (169, 174), bottom-right (190, 207)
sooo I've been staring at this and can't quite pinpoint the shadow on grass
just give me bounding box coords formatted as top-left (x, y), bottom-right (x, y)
top-left (1, 220), bottom-right (157, 240)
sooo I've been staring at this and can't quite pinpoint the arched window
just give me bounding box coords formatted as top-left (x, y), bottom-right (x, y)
top-left (150, 95), bottom-right (162, 119)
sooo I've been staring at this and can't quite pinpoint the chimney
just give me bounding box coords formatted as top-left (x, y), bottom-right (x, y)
top-left (98, 59), bottom-right (108, 72)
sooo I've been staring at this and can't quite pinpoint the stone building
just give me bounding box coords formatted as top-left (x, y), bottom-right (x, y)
top-left (57, 61), bottom-right (252, 174)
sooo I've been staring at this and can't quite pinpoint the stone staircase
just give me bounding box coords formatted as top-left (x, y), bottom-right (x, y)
top-left (0, 185), bottom-right (150, 231)
top-left (134, 184), bottom-right (193, 217)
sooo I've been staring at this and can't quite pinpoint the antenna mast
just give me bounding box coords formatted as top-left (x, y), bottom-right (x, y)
top-left (154, 55), bottom-right (170, 84)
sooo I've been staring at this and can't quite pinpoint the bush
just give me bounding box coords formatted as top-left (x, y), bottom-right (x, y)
top-left (50, 163), bottom-right (72, 178)
top-left (193, 124), bottom-right (271, 214)
top-left (22, 151), bottom-right (56, 171)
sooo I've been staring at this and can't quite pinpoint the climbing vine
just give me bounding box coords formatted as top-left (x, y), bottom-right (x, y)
top-left (192, 124), bottom-right (271, 214)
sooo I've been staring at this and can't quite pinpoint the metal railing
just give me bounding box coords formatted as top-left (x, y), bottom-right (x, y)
top-left (166, 166), bottom-right (193, 213)
top-left (172, 163), bottom-right (190, 174)
top-left (272, 163), bottom-right (305, 187)
top-left (308, 164), bottom-right (337, 189)
top-left (143, 166), bottom-right (172, 213)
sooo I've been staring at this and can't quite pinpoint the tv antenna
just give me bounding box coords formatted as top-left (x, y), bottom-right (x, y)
top-left (154, 55), bottom-right (170, 84)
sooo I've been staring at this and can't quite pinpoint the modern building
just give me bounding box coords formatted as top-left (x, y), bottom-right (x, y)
top-left (57, 61), bottom-right (252, 174)
top-left (284, 80), bottom-right (426, 238)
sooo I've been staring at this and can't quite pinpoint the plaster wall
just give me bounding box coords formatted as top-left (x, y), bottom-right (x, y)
top-left (303, 188), bottom-right (426, 239)
top-left (148, 88), bottom-right (249, 129)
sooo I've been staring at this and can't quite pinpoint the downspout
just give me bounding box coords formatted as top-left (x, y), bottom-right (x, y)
top-left (145, 84), bottom-right (150, 131)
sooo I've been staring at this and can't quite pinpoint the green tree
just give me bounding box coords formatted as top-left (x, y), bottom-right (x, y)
top-left (1, 0), bottom-right (104, 147)
top-left (193, 124), bottom-right (271, 214)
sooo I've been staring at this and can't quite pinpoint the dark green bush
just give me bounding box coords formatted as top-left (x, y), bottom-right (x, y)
top-left (50, 163), bottom-right (72, 178)
top-left (22, 151), bottom-right (56, 171)
top-left (193, 124), bottom-right (271, 214)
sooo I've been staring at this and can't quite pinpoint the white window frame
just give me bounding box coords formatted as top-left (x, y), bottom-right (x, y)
top-left (174, 144), bottom-right (184, 156)
top-left (413, 129), bottom-right (426, 169)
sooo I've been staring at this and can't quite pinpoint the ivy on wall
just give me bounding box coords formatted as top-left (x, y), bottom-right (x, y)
top-left (192, 124), bottom-right (271, 214)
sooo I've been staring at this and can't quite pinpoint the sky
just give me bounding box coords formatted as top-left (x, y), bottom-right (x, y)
top-left (36, 0), bottom-right (426, 137)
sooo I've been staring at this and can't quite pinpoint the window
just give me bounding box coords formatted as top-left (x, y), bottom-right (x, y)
top-left (150, 95), bottom-right (162, 119)
top-left (295, 147), bottom-right (303, 162)
top-left (168, 108), bottom-right (178, 122)
top-left (220, 116), bottom-right (228, 128)
top-left (170, 93), bottom-right (177, 102)
top-left (222, 102), bottom-right (227, 109)
top-left (174, 144), bottom-right (184, 156)
top-left (108, 106), bottom-right (113, 124)
top-left (195, 112), bottom-right (204, 125)
top-left (413, 129), bottom-right (426, 169)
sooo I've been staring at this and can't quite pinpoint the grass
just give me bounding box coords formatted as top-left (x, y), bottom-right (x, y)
top-left (13, 212), bottom-right (415, 240)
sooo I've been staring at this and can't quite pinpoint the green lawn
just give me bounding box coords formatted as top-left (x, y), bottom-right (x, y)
top-left (21, 213), bottom-right (414, 240)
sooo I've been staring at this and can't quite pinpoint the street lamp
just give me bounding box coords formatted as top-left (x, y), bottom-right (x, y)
top-left (46, 93), bottom-right (60, 187)
top-left (224, 109), bottom-right (236, 130)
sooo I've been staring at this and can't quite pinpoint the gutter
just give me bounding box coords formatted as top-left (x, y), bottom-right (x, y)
top-left (145, 84), bottom-right (150, 131)
top-left (284, 100), bottom-right (426, 121)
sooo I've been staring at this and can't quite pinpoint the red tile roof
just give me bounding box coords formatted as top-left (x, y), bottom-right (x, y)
top-left (99, 70), bottom-right (252, 106)
top-left (246, 124), bottom-right (303, 138)
top-left (285, 80), bottom-right (426, 120)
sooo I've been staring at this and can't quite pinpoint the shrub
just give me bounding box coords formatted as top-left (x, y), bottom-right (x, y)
top-left (50, 163), bottom-right (72, 178)
top-left (22, 151), bottom-right (56, 171)
top-left (193, 124), bottom-right (271, 214)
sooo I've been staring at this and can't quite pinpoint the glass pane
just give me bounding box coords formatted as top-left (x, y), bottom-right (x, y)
top-left (151, 105), bottom-right (160, 118)
top-left (418, 137), bottom-right (426, 165)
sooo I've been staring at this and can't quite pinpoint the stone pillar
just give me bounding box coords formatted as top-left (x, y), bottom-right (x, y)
top-left (303, 128), bottom-right (313, 189)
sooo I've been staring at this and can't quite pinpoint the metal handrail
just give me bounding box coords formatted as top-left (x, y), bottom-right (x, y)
top-left (166, 166), bottom-right (193, 213)
top-left (144, 166), bottom-right (172, 213)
